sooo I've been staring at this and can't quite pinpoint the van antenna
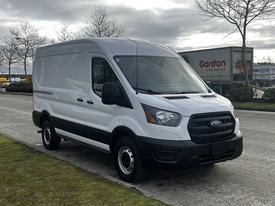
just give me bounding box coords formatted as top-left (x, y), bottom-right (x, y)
top-left (135, 44), bottom-right (138, 94)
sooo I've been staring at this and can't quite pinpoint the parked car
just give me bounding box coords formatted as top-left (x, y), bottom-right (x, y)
top-left (32, 39), bottom-right (243, 182)
top-left (0, 77), bottom-right (9, 88)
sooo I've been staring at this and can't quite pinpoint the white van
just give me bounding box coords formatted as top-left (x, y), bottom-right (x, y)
top-left (32, 38), bottom-right (243, 182)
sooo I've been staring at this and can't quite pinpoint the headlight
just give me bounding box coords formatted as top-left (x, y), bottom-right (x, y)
top-left (142, 104), bottom-right (181, 127)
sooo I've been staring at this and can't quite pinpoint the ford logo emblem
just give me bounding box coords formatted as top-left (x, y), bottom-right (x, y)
top-left (210, 120), bottom-right (223, 128)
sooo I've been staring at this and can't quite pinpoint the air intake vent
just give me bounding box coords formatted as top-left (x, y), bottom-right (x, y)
top-left (188, 112), bottom-right (235, 144)
top-left (164, 96), bottom-right (189, 100)
top-left (200, 95), bottom-right (216, 98)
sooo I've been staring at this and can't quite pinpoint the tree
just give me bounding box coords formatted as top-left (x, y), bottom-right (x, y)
top-left (56, 24), bottom-right (74, 42)
top-left (13, 22), bottom-right (46, 75)
top-left (0, 50), bottom-right (3, 65)
top-left (260, 56), bottom-right (274, 64)
top-left (196, 0), bottom-right (275, 84)
top-left (0, 30), bottom-right (20, 82)
top-left (82, 7), bottom-right (125, 38)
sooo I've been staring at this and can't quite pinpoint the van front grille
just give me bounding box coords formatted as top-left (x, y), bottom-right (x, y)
top-left (188, 112), bottom-right (235, 144)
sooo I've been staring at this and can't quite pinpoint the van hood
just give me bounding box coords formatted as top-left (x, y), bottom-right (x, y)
top-left (137, 93), bottom-right (234, 116)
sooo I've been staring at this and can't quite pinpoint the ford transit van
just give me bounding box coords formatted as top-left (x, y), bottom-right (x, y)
top-left (32, 39), bottom-right (243, 182)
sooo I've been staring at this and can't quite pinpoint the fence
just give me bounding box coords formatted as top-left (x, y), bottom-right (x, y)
top-left (200, 73), bottom-right (275, 97)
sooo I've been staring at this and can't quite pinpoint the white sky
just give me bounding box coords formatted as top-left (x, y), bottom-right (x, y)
top-left (102, 0), bottom-right (187, 10)
top-left (0, 0), bottom-right (275, 62)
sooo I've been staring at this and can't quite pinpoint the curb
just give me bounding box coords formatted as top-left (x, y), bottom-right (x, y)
top-left (0, 91), bottom-right (33, 96)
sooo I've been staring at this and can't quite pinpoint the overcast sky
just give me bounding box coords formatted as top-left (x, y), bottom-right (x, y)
top-left (0, 0), bottom-right (275, 62)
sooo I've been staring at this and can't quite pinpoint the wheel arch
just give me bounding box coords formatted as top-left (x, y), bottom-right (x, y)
top-left (39, 110), bottom-right (52, 127)
top-left (110, 126), bottom-right (142, 153)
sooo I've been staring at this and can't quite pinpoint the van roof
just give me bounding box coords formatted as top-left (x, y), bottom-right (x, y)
top-left (36, 38), bottom-right (178, 58)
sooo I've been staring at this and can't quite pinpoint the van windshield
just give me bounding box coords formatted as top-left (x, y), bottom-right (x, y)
top-left (114, 56), bottom-right (209, 94)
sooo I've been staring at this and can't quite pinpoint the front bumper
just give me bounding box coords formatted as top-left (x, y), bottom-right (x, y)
top-left (139, 134), bottom-right (243, 168)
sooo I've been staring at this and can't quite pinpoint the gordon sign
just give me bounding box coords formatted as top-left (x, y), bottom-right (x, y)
top-left (199, 60), bottom-right (226, 68)
top-left (179, 47), bottom-right (253, 82)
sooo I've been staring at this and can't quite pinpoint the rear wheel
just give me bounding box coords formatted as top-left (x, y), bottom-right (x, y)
top-left (41, 121), bottom-right (61, 150)
top-left (114, 137), bottom-right (147, 182)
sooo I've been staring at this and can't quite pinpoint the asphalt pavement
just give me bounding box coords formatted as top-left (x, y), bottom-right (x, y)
top-left (0, 93), bottom-right (275, 206)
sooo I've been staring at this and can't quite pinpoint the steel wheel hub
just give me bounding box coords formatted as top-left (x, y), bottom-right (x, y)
top-left (118, 146), bottom-right (135, 175)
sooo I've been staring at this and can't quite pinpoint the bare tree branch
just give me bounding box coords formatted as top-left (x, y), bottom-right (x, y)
top-left (82, 7), bottom-right (125, 38)
top-left (12, 22), bottom-right (46, 75)
top-left (56, 24), bottom-right (74, 42)
top-left (0, 50), bottom-right (4, 65)
top-left (0, 30), bottom-right (20, 82)
top-left (195, 0), bottom-right (275, 85)
top-left (223, 28), bottom-right (238, 38)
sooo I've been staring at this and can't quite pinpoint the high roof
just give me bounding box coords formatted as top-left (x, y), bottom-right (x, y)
top-left (36, 38), bottom-right (178, 58)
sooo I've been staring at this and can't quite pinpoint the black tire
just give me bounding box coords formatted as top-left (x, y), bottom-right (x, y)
top-left (114, 136), bottom-right (147, 183)
top-left (41, 121), bottom-right (61, 150)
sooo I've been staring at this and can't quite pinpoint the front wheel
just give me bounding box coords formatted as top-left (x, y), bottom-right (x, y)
top-left (114, 137), bottom-right (147, 182)
top-left (41, 121), bottom-right (61, 150)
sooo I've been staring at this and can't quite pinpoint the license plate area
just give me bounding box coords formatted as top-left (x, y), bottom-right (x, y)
top-left (211, 142), bottom-right (228, 155)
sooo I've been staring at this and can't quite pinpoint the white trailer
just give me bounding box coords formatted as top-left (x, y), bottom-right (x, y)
top-left (178, 47), bottom-right (254, 84)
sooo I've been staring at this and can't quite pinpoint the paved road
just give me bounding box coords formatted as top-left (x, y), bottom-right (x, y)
top-left (1, 94), bottom-right (275, 206)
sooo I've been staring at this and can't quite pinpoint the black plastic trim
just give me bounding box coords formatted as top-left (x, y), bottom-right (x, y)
top-left (32, 110), bottom-right (112, 145)
top-left (187, 111), bottom-right (236, 144)
top-left (110, 126), bottom-right (143, 153)
top-left (164, 96), bottom-right (189, 100)
top-left (138, 135), bottom-right (243, 167)
top-left (32, 110), bottom-right (41, 127)
top-left (52, 116), bottom-right (112, 145)
top-left (200, 95), bottom-right (216, 98)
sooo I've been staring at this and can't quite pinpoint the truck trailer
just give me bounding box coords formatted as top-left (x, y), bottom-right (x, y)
top-left (178, 47), bottom-right (253, 93)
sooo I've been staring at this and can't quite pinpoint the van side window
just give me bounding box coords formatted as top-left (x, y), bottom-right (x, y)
top-left (92, 57), bottom-right (119, 97)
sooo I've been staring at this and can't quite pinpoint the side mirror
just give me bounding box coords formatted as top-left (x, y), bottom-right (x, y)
top-left (102, 82), bottom-right (121, 105)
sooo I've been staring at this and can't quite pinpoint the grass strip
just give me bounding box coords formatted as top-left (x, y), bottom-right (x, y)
top-left (0, 133), bottom-right (166, 206)
top-left (233, 102), bottom-right (275, 112)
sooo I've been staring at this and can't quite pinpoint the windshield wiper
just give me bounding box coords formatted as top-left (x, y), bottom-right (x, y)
top-left (133, 87), bottom-right (161, 94)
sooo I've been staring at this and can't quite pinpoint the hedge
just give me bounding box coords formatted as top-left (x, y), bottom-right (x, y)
top-left (228, 84), bottom-right (254, 102)
top-left (263, 88), bottom-right (275, 102)
top-left (6, 82), bottom-right (33, 93)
